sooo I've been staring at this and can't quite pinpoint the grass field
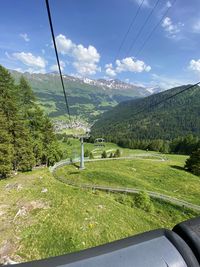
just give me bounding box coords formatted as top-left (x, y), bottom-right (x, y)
top-left (55, 152), bottom-right (200, 206)
top-left (0, 165), bottom-right (198, 264)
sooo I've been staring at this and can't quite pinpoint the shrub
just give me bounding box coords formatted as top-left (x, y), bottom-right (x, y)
top-left (89, 152), bottom-right (94, 159)
top-left (134, 191), bottom-right (154, 212)
top-left (114, 149), bottom-right (121, 158)
top-left (101, 151), bottom-right (107, 158)
top-left (84, 149), bottom-right (90, 157)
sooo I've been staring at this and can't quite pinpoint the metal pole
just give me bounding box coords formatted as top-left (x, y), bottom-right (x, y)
top-left (80, 137), bottom-right (85, 170)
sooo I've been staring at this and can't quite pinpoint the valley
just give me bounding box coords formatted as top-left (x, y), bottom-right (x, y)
top-left (10, 70), bottom-right (152, 126)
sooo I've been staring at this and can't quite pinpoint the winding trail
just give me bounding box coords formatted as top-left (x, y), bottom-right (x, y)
top-left (50, 156), bottom-right (200, 212)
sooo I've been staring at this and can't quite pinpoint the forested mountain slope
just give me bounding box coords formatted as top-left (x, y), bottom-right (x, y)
top-left (91, 85), bottom-right (200, 141)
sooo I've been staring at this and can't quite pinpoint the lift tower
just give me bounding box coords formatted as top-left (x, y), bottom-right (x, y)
top-left (78, 132), bottom-right (90, 170)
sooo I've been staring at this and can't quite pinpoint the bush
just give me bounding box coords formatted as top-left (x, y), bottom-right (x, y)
top-left (89, 152), bottom-right (94, 159)
top-left (134, 191), bottom-right (154, 212)
top-left (114, 149), bottom-right (121, 158)
top-left (84, 149), bottom-right (90, 157)
top-left (114, 194), bottom-right (133, 207)
top-left (101, 151), bottom-right (107, 158)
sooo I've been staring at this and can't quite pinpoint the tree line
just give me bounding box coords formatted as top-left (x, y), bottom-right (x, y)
top-left (88, 134), bottom-right (200, 155)
top-left (0, 65), bottom-right (62, 178)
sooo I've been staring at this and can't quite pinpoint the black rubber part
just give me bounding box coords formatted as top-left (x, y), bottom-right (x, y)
top-left (166, 229), bottom-right (199, 267)
top-left (173, 216), bottom-right (200, 265)
top-left (9, 229), bottom-right (199, 267)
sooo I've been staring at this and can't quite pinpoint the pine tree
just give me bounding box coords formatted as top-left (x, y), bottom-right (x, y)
top-left (0, 111), bottom-right (13, 178)
top-left (185, 149), bottom-right (200, 176)
top-left (0, 66), bottom-right (35, 172)
top-left (45, 141), bottom-right (63, 166)
top-left (101, 151), bottom-right (107, 158)
top-left (12, 120), bottom-right (35, 171)
top-left (0, 65), bottom-right (18, 121)
top-left (18, 76), bottom-right (35, 106)
top-left (0, 65), bottom-right (63, 174)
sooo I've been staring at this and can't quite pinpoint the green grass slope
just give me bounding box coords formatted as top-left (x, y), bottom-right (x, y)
top-left (55, 153), bottom-right (200, 205)
top-left (0, 166), bottom-right (198, 264)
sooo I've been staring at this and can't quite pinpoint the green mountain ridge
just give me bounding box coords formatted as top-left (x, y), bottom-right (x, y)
top-left (91, 84), bottom-right (200, 141)
top-left (10, 70), bottom-right (151, 122)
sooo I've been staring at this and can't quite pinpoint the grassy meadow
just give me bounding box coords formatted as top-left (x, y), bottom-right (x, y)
top-left (56, 153), bottom-right (200, 205)
top-left (0, 142), bottom-right (199, 263)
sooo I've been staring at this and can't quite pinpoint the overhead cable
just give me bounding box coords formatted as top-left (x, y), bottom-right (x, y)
top-left (45, 0), bottom-right (71, 121)
top-left (115, 0), bottom-right (145, 60)
top-left (126, 0), bottom-right (161, 57)
top-left (133, 82), bottom-right (200, 117)
top-left (135, 0), bottom-right (177, 58)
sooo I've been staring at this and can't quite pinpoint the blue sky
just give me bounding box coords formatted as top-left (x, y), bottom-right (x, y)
top-left (0, 0), bottom-right (200, 89)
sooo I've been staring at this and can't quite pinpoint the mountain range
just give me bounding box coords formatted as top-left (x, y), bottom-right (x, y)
top-left (91, 84), bottom-right (200, 141)
top-left (10, 70), bottom-right (161, 122)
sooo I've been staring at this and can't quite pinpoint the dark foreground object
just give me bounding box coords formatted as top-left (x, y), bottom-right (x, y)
top-left (7, 217), bottom-right (200, 267)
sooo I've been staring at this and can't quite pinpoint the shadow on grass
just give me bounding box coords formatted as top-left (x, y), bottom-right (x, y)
top-left (72, 163), bottom-right (80, 169)
top-left (170, 165), bottom-right (185, 171)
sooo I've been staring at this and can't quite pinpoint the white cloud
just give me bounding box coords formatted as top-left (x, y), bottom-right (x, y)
top-left (72, 44), bottom-right (100, 75)
top-left (55, 34), bottom-right (101, 76)
top-left (55, 34), bottom-right (74, 55)
top-left (12, 52), bottom-right (46, 68)
top-left (189, 59), bottom-right (200, 73)
top-left (161, 17), bottom-right (184, 39)
top-left (50, 61), bottom-right (66, 72)
top-left (105, 57), bottom-right (151, 77)
top-left (116, 57), bottom-right (151, 73)
top-left (105, 63), bottom-right (116, 77)
top-left (192, 20), bottom-right (200, 33)
top-left (19, 33), bottom-right (30, 42)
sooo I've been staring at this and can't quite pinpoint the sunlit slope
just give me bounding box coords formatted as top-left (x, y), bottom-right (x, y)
top-left (55, 154), bottom-right (200, 205)
top-left (0, 167), bottom-right (197, 263)
top-left (91, 85), bottom-right (200, 140)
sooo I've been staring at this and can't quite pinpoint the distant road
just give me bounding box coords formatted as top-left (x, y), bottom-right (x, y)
top-left (51, 157), bottom-right (200, 212)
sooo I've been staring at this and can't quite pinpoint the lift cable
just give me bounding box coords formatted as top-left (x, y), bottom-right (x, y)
top-left (135, 0), bottom-right (177, 58)
top-left (133, 82), bottom-right (200, 117)
top-left (115, 0), bottom-right (145, 60)
top-left (45, 0), bottom-right (71, 121)
top-left (126, 0), bottom-right (161, 57)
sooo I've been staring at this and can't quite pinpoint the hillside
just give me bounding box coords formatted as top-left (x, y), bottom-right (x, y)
top-left (10, 70), bottom-right (151, 123)
top-left (91, 84), bottom-right (200, 141)
top-left (0, 154), bottom-right (198, 263)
